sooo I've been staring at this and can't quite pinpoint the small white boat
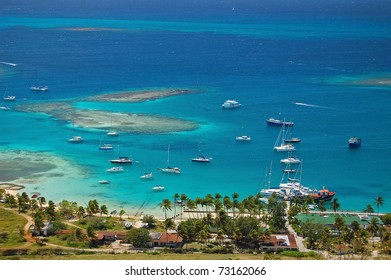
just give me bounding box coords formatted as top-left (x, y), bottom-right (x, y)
top-left (98, 180), bottom-right (110, 184)
top-left (260, 188), bottom-right (283, 197)
top-left (236, 135), bottom-right (251, 141)
top-left (30, 85), bottom-right (49, 91)
top-left (266, 117), bottom-right (294, 127)
top-left (274, 144), bottom-right (295, 152)
top-left (110, 156), bottom-right (132, 164)
top-left (3, 95), bottom-right (16, 101)
top-left (280, 157), bottom-right (301, 164)
top-left (106, 167), bottom-right (124, 173)
top-left (284, 137), bottom-right (301, 143)
top-left (191, 155), bottom-right (211, 163)
top-left (68, 136), bottom-right (84, 143)
top-left (99, 143), bottom-right (114, 150)
top-left (157, 167), bottom-right (181, 174)
top-left (107, 131), bottom-right (119, 136)
top-left (152, 185), bottom-right (165, 191)
top-left (0, 106), bottom-right (10, 111)
top-left (140, 172), bottom-right (153, 179)
top-left (222, 99), bottom-right (241, 109)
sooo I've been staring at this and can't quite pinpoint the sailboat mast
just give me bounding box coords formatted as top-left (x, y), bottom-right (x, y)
top-left (167, 144), bottom-right (170, 167)
top-left (268, 161), bottom-right (273, 189)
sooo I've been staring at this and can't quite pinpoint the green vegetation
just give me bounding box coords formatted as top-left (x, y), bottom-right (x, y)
top-left (0, 208), bottom-right (26, 247)
top-left (1, 189), bottom-right (391, 260)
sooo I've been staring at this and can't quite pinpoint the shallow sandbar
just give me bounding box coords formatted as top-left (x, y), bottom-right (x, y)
top-left (16, 101), bottom-right (198, 134)
top-left (83, 88), bottom-right (195, 103)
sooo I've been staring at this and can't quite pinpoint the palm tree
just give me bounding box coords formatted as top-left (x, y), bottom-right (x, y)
top-left (119, 209), bottom-right (126, 220)
top-left (223, 196), bottom-right (232, 213)
top-left (318, 200), bottom-right (326, 213)
top-left (363, 204), bottom-right (374, 213)
top-left (367, 217), bottom-right (380, 247)
top-left (331, 198), bottom-right (340, 213)
top-left (232, 193), bottom-right (240, 220)
top-left (100, 205), bottom-right (108, 216)
top-left (173, 193), bottom-right (180, 220)
top-left (185, 198), bottom-right (196, 219)
top-left (159, 199), bottom-right (172, 220)
top-left (77, 206), bottom-right (85, 218)
top-left (374, 196), bottom-right (384, 213)
top-left (37, 196), bottom-right (46, 209)
top-left (179, 193), bottom-right (188, 221)
top-left (159, 199), bottom-right (172, 246)
top-left (194, 197), bottom-right (203, 219)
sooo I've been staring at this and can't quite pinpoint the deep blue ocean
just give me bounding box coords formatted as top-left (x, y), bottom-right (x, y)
top-left (1, 0), bottom-right (391, 216)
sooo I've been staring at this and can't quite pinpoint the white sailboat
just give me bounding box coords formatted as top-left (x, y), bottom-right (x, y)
top-left (140, 172), bottom-right (153, 179)
top-left (191, 142), bottom-right (212, 163)
top-left (158, 144), bottom-right (181, 174)
top-left (273, 124), bottom-right (295, 152)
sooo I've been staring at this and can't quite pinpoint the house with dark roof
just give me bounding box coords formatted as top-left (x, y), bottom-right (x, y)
top-left (148, 232), bottom-right (183, 248)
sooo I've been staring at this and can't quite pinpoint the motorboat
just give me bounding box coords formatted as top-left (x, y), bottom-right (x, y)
top-left (283, 168), bottom-right (297, 173)
top-left (107, 131), bottom-right (119, 136)
top-left (3, 95), bottom-right (16, 101)
top-left (98, 180), bottom-right (110, 184)
top-left (260, 188), bottom-right (283, 197)
top-left (0, 106), bottom-right (10, 111)
top-left (266, 117), bottom-right (294, 127)
top-left (157, 167), bottom-right (181, 174)
top-left (68, 136), bottom-right (83, 143)
top-left (140, 172), bottom-right (153, 179)
top-left (284, 137), bottom-right (301, 143)
top-left (310, 188), bottom-right (336, 202)
top-left (222, 99), bottom-right (241, 109)
top-left (106, 167), bottom-right (124, 173)
top-left (348, 137), bottom-right (361, 148)
top-left (236, 135), bottom-right (251, 141)
top-left (30, 85), bottom-right (49, 91)
top-left (152, 185), bottom-right (165, 191)
top-left (280, 157), bottom-right (301, 164)
top-left (110, 156), bottom-right (132, 164)
top-left (191, 155), bottom-right (211, 163)
top-left (99, 144), bottom-right (114, 150)
top-left (274, 144), bottom-right (295, 152)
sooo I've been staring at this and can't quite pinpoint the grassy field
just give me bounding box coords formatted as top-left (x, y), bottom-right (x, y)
top-left (0, 251), bottom-right (311, 260)
top-left (0, 207), bottom-right (27, 248)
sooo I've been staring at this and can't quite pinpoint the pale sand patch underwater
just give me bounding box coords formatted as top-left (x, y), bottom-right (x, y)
top-left (16, 88), bottom-right (199, 134)
top-left (82, 88), bottom-right (195, 102)
top-left (0, 149), bottom-right (88, 196)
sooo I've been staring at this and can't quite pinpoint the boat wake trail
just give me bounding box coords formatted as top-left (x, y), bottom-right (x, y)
top-left (292, 102), bottom-right (331, 109)
top-left (0, 62), bottom-right (18, 67)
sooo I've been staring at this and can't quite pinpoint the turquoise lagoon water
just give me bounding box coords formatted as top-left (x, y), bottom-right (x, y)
top-left (1, 1), bottom-right (391, 216)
